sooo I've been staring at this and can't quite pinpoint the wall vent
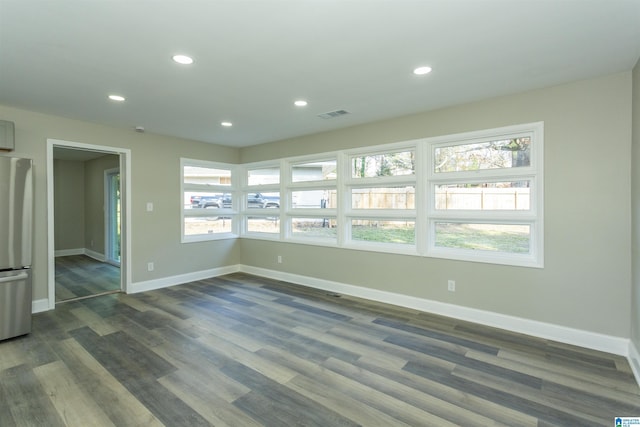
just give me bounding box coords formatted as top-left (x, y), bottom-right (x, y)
top-left (317, 109), bottom-right (350, 119)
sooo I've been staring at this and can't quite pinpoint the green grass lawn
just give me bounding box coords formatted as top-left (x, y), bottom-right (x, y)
top-left (435, 223), bottom-right (530, 253)
top-left (352, 226), bottom-right (415, 244)
top-left (292, 222), bottom-right (529, 253)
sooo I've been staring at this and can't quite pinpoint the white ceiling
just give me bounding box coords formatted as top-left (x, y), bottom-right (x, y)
top-left (1, 0), bottom-right (639, 148)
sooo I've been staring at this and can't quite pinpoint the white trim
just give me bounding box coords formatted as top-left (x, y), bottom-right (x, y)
top-left (32, 298), bottom-right (50, 314)
top-left (54, 248), bottom-right (105, 261)
top-left (84, 248), bottom-right (106, 262)
top-left (47, 139), bottom-right (132, 310)
top-left (129, 264), bottom-right (241, 294)
top-left (240, 265), bottom-right (629, 357)
top-left (629, 341), bottom-right (640, 387)
top-left (54, 248), bottom-right (84, 257)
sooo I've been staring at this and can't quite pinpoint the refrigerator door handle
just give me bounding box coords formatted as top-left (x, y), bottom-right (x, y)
top-left (0, 272), bottom-right (29, 283)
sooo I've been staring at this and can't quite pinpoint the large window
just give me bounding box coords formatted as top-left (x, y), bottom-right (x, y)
top-left (187, 123), bottom-right (543, 267)
top-left (181, 159), bottom-right (237, 242)
top-left (287, 158), bottom-right (338, 244)
top-left (427, 123), bottom-right (543, 266)
top-left (242, 163), bottom-right (281, 237)
top-left (344, 147), bottom-right (418, 253)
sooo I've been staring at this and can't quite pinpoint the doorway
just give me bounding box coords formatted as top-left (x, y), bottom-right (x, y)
top-left (46, 139), bottom-right (131, 310)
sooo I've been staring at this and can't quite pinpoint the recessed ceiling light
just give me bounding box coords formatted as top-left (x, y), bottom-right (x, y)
top-left (413, 66), bottom-right (432, 75)
top-left (108, 95), bottom-right (125, 102)
top-left (294, 100), bottom-right (308, 107)
top-left (221, 121), bottom-right (233, 127)
top-left (172, 54), bottom-right (194, 65)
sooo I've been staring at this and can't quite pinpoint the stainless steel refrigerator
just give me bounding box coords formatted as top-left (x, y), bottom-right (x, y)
top-left (0, 156), bottom-right (33, 341)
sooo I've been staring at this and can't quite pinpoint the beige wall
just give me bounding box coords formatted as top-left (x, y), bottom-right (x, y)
top-left (632, 59), bottom-right (640, 351)
top-left (0, 104), bottom-right (241, 301)
top-left (53, 159), bottom-right (85, 251)
top-left (241, 72), bottom-right (633, 338)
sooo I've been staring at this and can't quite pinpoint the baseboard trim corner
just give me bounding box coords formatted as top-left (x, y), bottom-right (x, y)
top-left (54, 248), bottom-right (84, 257)
top-left (32, 298), bottom-right (50, 314)
top-left (629, 340), bottom-right (640, 387)
top-left (239, 265), bottom-right (630, 358)
top-left (129, 264), bottom-right (241, 294)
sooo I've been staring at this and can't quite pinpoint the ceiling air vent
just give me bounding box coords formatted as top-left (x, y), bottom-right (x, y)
top-left (317, 109), bottom-right (350, 119)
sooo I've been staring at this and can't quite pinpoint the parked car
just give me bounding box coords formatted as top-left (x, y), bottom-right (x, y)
top-left (248, 193), bottom-right (279, 208)
top-left (191, 193), bottom-right (278, 209)
top-left (192, 194), bottom-right (231, 209)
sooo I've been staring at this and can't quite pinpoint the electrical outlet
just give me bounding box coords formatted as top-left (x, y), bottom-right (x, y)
top-left (148, 262), bottom-right (154, 272)
top-left (448, 280), bottom-right (456, 292)
top-left (277, 255), bottom-right (282, 264)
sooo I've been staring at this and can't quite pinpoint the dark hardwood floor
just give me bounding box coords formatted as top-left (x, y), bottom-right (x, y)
top-left (55, 255), bottom-right (121, 302)
top-left (1, 273), bottom-right (638, 426)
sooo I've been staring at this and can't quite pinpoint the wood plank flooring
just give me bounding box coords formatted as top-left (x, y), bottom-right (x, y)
top-left (55, 255), bottom-right (121, 302)
top-left (1, 272), bottom-right (639, 426)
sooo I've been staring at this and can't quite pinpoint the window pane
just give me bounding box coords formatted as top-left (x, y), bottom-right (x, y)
top-left (184, 217), bottom-right (233, 235)
top-left (186, 192), bottom-right (232, 209)
top-left (247, 192), bottom-right (280, 208)
top-left (292, 218), bottom-right (337, 238)
top-left (435, 182), bottom-right (530, 210)
top-left (434, 222), bottom-right (530, 253)
top-left (351, 151), bottom-right (415, 178)
top-left (248, 167), bottom-right (280, 185)
top-left (247, 217), bottom-right (280, 234)
top-left (351, 220), bottom-right (415, 244)
top-left (434, 137), bottom-right (530, 173)
top-left (183, 166), bottom-right (232, 185)
top-left (292, 160), bottom-right (337, 182)
top-left (292, 189), bottom-right (336, 209)
top-left (352, 186), bottom-right (415, 209)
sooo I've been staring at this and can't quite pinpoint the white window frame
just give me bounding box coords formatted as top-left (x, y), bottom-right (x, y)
top-left (425, 122), bottom-right (544, 267)
top-left (342, 143), bottom-right (420, 255)
top-left (181, 158), bottom-right (238, 242)
top-left (285, 154), bottom-right (339, 246)
top-left (235, 122), bottom-right (543, 267)
top-left (241, 160), bottom-right (283, 240)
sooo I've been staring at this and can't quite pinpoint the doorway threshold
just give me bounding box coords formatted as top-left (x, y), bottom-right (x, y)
top-left (55, 289), bottom-right (121, 305)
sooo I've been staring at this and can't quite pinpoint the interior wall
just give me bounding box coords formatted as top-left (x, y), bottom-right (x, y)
top-left (53, 159), bottom-right (85, 251)
top-left (240, 72), bottom-right (633, 339)
top-left (0, 103), bottom-right (241, 302)
top-left (631, 58), bottom-right (640, 352)
top-left (84, 154), bottom-right (119, 256)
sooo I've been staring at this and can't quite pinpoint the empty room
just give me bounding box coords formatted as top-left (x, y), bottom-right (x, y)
top-left (1, 1), bottom-right (640, 426)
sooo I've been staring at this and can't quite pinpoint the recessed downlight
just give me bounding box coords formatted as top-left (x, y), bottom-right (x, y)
top-left (413, 66), bottom-right (432, 75)
top-left (172, 54), bottom-right (194, 65)
top-left (108, 94), bottom-right (125, 102)
top-left (221, 121), bottom-right (233, 127)
top-left (294, 100), bottom-right (308, 107)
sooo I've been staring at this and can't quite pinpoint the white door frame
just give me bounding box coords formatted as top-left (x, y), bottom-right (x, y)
top-left (46, 138), bottom-right (132, 310)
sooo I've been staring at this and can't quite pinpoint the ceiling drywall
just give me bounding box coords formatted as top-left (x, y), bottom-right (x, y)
top-left (1, 0), bottom-right (639, 148)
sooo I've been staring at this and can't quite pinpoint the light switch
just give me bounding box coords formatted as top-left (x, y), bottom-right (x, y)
top-left (146, 202), bottom-right (153, 212)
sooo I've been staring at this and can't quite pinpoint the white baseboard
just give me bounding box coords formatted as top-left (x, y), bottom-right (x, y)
top-left (129, 264), bottom-right (241, 294)
top-left (240, 265), bottom-right (631, 357)
top-left (84, 249), bottom-right (106, 262)
top-left (54, 248), bottom-right (84, 257)
top-left (54, 248), bottom-right (106, 262)
top-left (32, 298), bottom-right (50, 314)
top-left (629, 341), bottom-right (640, 387)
